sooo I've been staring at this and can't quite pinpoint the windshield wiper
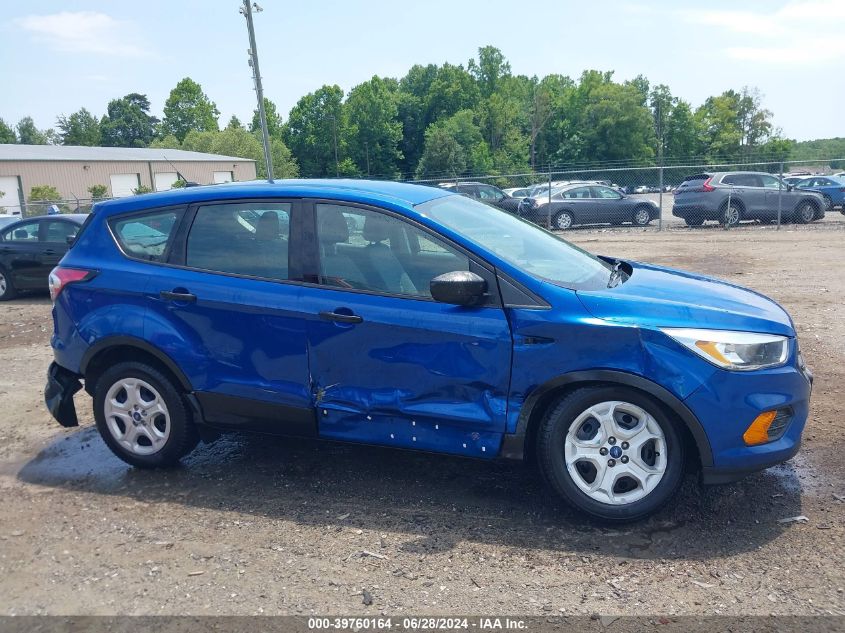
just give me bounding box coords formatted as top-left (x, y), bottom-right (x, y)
top-left (607, 260), bottom-right (625, 288)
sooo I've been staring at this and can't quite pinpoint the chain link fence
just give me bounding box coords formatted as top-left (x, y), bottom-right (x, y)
top-left (410, 158), bottom-right (845, 232)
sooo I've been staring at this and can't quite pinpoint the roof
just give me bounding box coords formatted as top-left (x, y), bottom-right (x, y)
top-left (0, 144), bottom-right (255, 163)
top-left (93, 179), bottom-right (454, 215)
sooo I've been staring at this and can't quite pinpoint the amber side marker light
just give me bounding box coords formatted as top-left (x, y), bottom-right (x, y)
top-left (743, 411), bottom-right (778, 445)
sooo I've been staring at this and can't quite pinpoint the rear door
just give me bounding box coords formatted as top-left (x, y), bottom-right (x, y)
top-left (760, 174), bottom-right (786, 218)
top-left (41, 219), bottom-right (80, 278)
top-left (590, 185), bottom-right (628, 224)
top-left (301, 201), bottom-right (513, 457)
top-left (721, 173), bottom-right (761, 215)
top-left (141, 199), bottom-right (314, 435)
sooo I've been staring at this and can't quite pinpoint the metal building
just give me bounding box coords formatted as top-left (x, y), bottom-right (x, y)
top-left (0, 144), bottom-right (257, 215)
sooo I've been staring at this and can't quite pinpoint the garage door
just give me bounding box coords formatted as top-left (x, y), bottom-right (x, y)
top-left (110, 173), bottom-right (140, 198)
top-left (154, 172), bottom-right (178, 191)
top-left (0, 176), bottom-right (22, 215)
top-left (213, 171), bottom-right (233, 184)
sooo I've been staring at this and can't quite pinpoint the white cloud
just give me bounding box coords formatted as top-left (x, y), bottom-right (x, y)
top-left (14, 11), bottom-right (152, 58)
top-left (678, 0), bottom-right (845, 64)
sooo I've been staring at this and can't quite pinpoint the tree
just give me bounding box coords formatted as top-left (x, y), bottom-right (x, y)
top-left (580, 82), bottom-right (655, 163)
top-left (649, 84), bottom-right (673, 159)
top-left (250, 98), bottom-right (284, 138)
top-left (344, 76), bottom-right (403, 177)
top-left (664, 100), bottom-right (700, 159)
top-left (29, 184), bottom-right (62, 201)
top-left (87, 184), bottom-right (108, 199)
top-left (284, 85), bottom-right (347, 177)
top-left (0, 119), bottom-right (16, 143)
top-left (694, 87), bottom-right (775, 161)
top-left (161, 78), bottom-right (220, 142)
top-left (133, 184), bottom-right (153, 195)
top-left (415, 110), bottom-right (491, 178)
top-left (149, 134), bottom-right (182, 149)
top-left (57, 108), bottom-right (101, 146)
top-left (17, 117), bottom-right (49, 145)
top-left (468, 46), bottom-right (511, 98)
top-left (100, 94), bottom-right (158, 147)
top-left (226, 115), bottom-right (243, 130)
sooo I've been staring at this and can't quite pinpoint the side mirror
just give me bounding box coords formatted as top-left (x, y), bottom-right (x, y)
top-left (430, 270), bottom-right (487, 306)
top-left (786, 184), bottom-right (794, 192)
top-left (66, 235), bottom-right (76, 245)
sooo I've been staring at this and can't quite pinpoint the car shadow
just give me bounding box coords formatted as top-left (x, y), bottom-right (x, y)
top-left (17, 425), bottom-right (803, 561)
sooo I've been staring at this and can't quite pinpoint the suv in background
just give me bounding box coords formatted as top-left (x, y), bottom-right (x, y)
top-left (438, 181), bottom-right (521, 213)
top-left (672, 172), bottom-right (825, 227)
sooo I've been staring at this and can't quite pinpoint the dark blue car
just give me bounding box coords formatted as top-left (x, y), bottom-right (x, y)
top-left (795, 175), bottom-right (845, 210)
top-left (44, 180), bottom-right (812, 521)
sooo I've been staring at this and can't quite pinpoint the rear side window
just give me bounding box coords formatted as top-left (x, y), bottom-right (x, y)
top-left (186, 202), bottom-right (292, 281)
top-left (44, 220), bottom-right (80, 243)
top-left (721, 173), bottom-right (760, 187)
top-left (112, 209), bottom-right (183, 262)
top-left (2, 221), bottom-right (39, 242)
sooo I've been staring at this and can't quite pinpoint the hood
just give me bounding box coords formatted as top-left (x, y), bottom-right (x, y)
top-left (575, 260), bottom-right (794, 336)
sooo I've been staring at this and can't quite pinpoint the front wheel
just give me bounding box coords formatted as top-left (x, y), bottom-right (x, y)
top-left (536, 386), bottom-right (684, 522)
top-left (721, 202), bottom-right (741, 227)
top-left (822, 195), bottom-right (832, 211)
top-left (0, 267), bottom-right (16, 301)
top-left (553, 210), bottom-right (574, 230)
top-left (93, 362), bottom-right (199, 468)
top-left (795, 202), bottom-right (816, 224)
top-left (632, 206), bottom-right (652, 226)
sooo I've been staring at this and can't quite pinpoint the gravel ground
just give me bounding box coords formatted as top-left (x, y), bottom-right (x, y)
top-left (0, 223), bottom-right (843, 617)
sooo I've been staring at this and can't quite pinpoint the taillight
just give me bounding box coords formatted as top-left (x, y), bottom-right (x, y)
top-left (48, 267), bottom-right (94, 302)
top-left (701, 177), bottom-right (715, 192)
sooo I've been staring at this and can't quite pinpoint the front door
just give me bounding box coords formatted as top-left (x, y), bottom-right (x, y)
top-left (303, 202), bottom-right (513, 458)
top-left (0, 219), bottom-right (42, 289)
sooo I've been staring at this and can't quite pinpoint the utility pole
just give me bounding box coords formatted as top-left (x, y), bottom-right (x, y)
top-left (327, 114), bottom-right (339, 177)
top-left (240, 1), bottom-right (273, 181)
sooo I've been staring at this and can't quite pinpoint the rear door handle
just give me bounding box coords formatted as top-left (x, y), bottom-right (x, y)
top-left (319, 310), bottom-right (363, 324)
top-left (160, 290), bottom-right (197, 303)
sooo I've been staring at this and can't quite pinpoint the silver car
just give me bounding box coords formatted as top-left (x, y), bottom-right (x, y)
top-left (672, 171), bottom-right (826, 227)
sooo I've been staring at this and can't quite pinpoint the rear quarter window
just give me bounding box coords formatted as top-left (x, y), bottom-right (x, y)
top-left (111, 209), bottom-right (184, 262)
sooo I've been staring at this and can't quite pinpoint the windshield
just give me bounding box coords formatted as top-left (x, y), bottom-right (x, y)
top-left (417, 194), bottom-right (612, 290)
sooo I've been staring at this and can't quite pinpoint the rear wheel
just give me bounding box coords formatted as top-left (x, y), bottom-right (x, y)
top-left (0, 267), bottom-right (16, 301)
top-left (795, 201), bottom-right (816, 224)
top-left (553, 210), bottom-right (574, 230)
top-left (632, 206), bottom-right (652, 226)
top-left (721, 202), bottom-right (741, 227)
top-left (93, 362), bottom-right (199, 468)
top-left (536, 386), bottom-right (684, 522)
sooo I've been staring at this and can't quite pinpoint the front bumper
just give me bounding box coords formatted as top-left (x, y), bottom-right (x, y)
top-left (44, 362), bottom-right (82, 428)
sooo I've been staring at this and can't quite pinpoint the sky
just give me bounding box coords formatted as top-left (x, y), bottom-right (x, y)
top-left (1, 0), bottom-right (843, 142)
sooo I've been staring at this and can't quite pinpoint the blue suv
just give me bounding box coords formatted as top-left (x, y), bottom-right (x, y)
top-left (44, 180), bottom-right (812, 521)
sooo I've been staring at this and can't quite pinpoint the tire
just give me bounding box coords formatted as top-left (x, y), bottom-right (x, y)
top-left (632, 206), bottom-right (652, 226)
top-left (93, 361), bottom-right (199, 468)
top-left (684, 216), bottom-right (704, 227)
top-left (553, 210), bottom-right (574, 230)
top-left (0, 266), bottom-right (17, 301)
top-left (822, 195), bottom-right (832, 211)
top-left (721, 202), bottom-right (741, 227)
top-left (536, 386), bottom-right (684, 522)
top-left (794, 201), bottom-right (816, 224)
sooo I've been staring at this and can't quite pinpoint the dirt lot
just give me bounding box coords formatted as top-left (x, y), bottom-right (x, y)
top-left (0, 223), bottom-right (843, 617)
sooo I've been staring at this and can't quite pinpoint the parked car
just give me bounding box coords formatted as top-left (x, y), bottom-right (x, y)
top-left (632, 185), bottom-right (650, 194)
top-left (795, 175), bottom-right (845, 210)
top-left (438, 182), bottom-right (521, 213)
top-left (518, 183), bottom-right (659, 229)
top-left (782, 176), bottom-right (808, 187)
top-left (0, 214), bottom-right (87, 300)
top-left (672, 172), bottom-right (826, 227)
top-left (503, 187), bottom-right (532, 198)
top-left (45, 181), bottom-right (812, 522)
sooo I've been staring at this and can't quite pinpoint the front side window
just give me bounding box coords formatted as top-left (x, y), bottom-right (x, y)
top-left (186, 203), bottom-right (291, 280)
top-left (315, 203), bottom-right (469, 298)
top-left (44, 220), bottom-right (80, 243)
top-left (477, 185), bottom-right (502, 201)
top-left (2, 221), bottom-right (39, 242)
top-left (112, 210), bottom-right (182, 262)
top-left (760, 175), bottom-right (782, 189)
top-left (418, 194), bottom-right (611, 290)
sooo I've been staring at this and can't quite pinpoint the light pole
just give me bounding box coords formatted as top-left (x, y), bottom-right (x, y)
top-left (240, 1), bottom-right (273, 181)
top-left (326, 114), bottom-right (339, 177)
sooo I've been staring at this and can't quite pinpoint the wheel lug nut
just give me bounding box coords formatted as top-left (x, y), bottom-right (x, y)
top-left (621, 442), bottom-right (629, 450)
top-left (608, 459), bottom-right (616, 467)
top-left (608, 437), bottom-right (616, 445)
top-left (599, 447), bottom-right (608, 456)
top-left (621, 456), bottom-right (629, 464)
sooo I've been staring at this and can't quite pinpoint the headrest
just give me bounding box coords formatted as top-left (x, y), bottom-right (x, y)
top-left (363, 214), bottom-right (391, 243)
top-left (255, 211), bottom-right (279, 241)
top-left (318, 209), bottom-right (349, 244)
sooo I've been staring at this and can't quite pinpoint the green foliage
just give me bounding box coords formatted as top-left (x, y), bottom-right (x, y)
top-left (133, 184), bottom-right (153, 195)
top-left (171, 179), bottom-right (187, 188)
top-left (0, 118), bottom-right (16, 143)
top-left (101, 94), bottom-right (158, 147)
top-left (345, 76), bottom-right (403, 177)
top-left (791, 137), bottom-right (845, 166)
top-left (17, 117), bottom-right (50, 145)
top-left (226, 115), bottom-right (244, 130)
top-left (283, 85), bottom-right (347, 177)
top-left (149, 134), bottom-right (182, 149)
top-left (161, 78), bottom-right (220, 142)
top-left (57, 108), bottom-right (101, 146)
top-left (87, 184), bottom-right (108, 199)
top-left (250, 98), bottom-right (284, 139)
top-left (28, 185), bottom-right (62, 202)
top-left (416, 110), bottom-right (491, 178)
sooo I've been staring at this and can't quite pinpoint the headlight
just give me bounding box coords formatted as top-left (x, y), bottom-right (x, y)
top-left (661, 328), bottom-right (789, 371)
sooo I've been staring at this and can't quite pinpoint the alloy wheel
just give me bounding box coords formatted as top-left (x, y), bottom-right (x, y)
top-left (104, 377), bottom-right (171, 456)
top-left (634, 208), bottom-right (650, 225)
top-left (564, 400), bottom-right (667, 505)
top-left (555, 212), bottom-right (573, 230)
top-left (0, 272), bottom-right (6, 296)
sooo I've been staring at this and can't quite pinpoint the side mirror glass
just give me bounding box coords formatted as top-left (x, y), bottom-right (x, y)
top-left (430, 270), bottom-right (487, 306)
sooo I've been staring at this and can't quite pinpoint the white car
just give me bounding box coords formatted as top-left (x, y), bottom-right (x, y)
top-left (0, 215), bottom-right (20, 230)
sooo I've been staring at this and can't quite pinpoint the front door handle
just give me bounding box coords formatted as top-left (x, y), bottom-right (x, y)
top-left (42, 249), bottom-right (56, 255)
top-left (319, 310), bottom-right (363, 324)
top-left (160, 290), bottom-right (197, 303)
